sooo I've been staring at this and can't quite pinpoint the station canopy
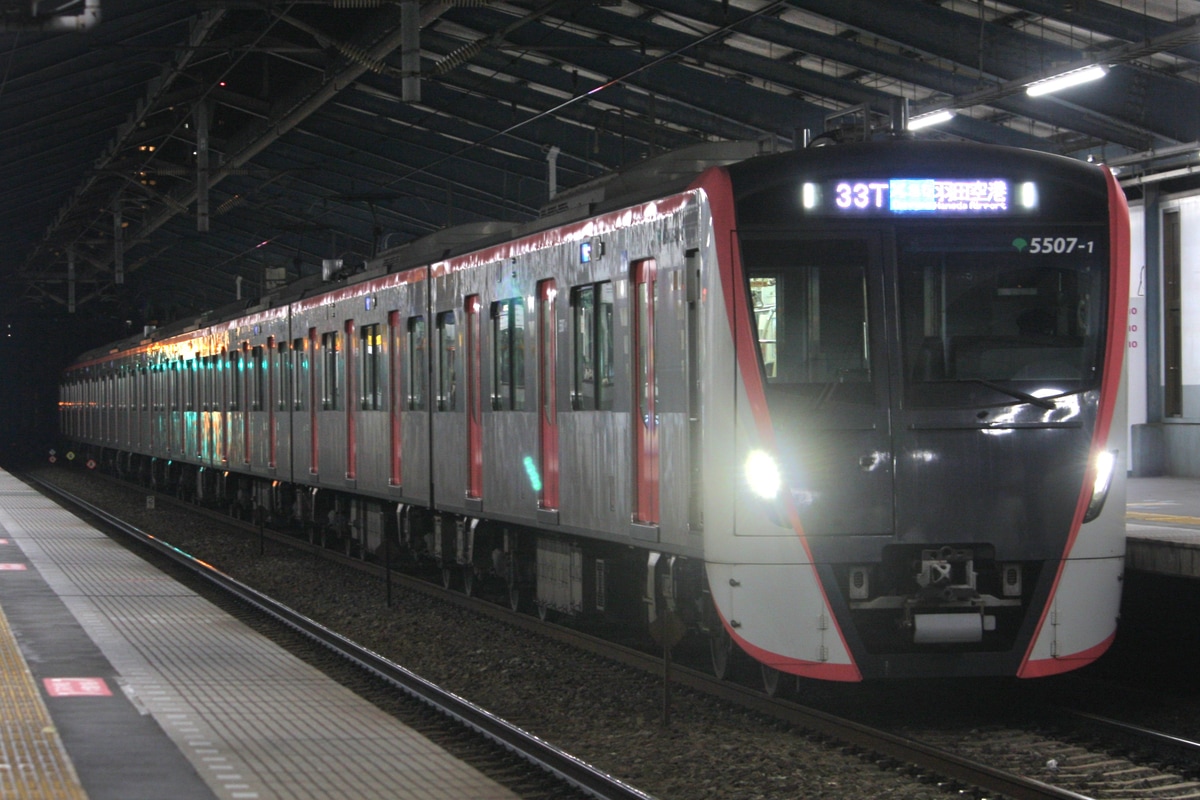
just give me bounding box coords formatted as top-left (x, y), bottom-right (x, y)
top-left (1, 0), bottom-right (1196, 325)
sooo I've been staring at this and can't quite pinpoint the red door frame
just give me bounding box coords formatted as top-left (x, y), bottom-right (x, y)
top-left (220, 350), bottom-right (229, 463)
top-left (309, 327), bottom-right (319, 474)
top-left (537, 280), bottom-right (559, 509)
top-left (466, 295), bottom-right (483, 499)
top-left (633, 260), bottom-right (659, 525)
top-left (267, 337), bottom-right (277, 469)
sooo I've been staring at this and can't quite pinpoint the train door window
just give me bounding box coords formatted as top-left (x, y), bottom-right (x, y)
top-left (491, 297), bottom-right (525, 411)
top-left (437, 310), bottom-right (457, 411)
top-left (185, 359), bottom-right (197, 411)
top-left (197, 357), bottom-right (207, 412)
top-left (570, 282), bottom-right (614, 410)
top-left (277, 340), bottom-right (290, 412)
top-left (321, 331), bottom-right (340, 411)
top-left (742, 238), bottom-right (872, 406)
top-left (172, 360), bottom-right (182, 412)
top-left (215, 350), bottom-right (225, 412)
top-left (407, 315), bottom-right (426, 411)
top-left (208, 356), bottom-right (218, 411)
top-left (291, 338), bottom-right (307, 411)
top-left (360, 323), bottom-right (382, 410)
top-left (228, 350), bottom-right (241, 411)
top-left (251, 346), bottom-right (265, 411)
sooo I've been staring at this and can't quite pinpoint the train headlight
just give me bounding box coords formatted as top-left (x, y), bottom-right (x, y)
top-left (745, 449), bottom-right (781, 500)
top-left (1083, 449), bottom-right (1117, 523)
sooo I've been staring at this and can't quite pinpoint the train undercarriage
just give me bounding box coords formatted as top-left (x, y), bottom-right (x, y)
top-left (89, 447), bottom-right (721, 675)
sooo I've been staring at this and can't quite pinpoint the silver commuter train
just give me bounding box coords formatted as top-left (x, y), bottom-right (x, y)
top-left (60, 137), bottom-right (1131, 683)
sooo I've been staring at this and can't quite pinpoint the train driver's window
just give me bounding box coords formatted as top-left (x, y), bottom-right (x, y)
top-left (742, 238), bottom-right (872, 405)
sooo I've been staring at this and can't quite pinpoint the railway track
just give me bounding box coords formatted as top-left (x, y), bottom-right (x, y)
top-left (901, 711), bottom-right (1200, 800)
top-left (31, 467), bottom-right (1200, 800)
top-left (28, 472), bottom-right (654, 800)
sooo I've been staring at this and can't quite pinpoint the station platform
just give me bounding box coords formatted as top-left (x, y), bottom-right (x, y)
top-left (1126, 476), bottom-right (1200, 579)
top-left (0, 469), bottom-right (518, 800)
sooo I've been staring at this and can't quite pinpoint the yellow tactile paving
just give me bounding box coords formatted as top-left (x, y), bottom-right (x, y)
top-left (1127, 510), bottom-right (1200, 527)
top-left (0, 602), bottom-right (88, 800)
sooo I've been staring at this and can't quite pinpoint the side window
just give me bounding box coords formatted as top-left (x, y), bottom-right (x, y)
top-left (570, 281), bottom-right (614, 410)
top-left (321, 331), bottom-right (340, 410)
top-left (407, 315), bottom-right (426, 411)
top-left (361, 323), bottom-right (382, 411)
top-left (491, 297), bottom-right (525, 410)
top-left (437, 310), bottom-right (457, 411)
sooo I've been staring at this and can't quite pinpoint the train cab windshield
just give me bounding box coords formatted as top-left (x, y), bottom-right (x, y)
top-left (898, 227), bottom-right (1107, 409)
top-left (743, 226), bottom-right (1108, 412)
top-left (744, 237), bottom-right (876, 411)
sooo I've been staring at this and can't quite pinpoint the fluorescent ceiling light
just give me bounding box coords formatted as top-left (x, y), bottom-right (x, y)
top-left (1026, 65), bottom-right (1107, 97)
top-left (907, 109), bottom-right (954, 131)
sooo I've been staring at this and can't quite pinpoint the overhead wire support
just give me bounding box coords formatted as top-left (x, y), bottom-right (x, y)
top-left (383, 0), bottom-right (791, 190)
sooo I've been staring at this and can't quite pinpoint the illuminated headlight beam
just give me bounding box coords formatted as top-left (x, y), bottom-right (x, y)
top-left (745, 449), bottom-right (781, 500)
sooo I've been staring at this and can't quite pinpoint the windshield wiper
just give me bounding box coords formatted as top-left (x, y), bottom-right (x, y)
top-left (952, 379), bottom-right (1058, 410)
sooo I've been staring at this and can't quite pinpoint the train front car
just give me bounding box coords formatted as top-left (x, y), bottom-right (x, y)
top-left (701, 141), bottom-right (1129, 681)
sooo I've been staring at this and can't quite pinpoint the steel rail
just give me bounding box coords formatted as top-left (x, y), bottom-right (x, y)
top-left (28, 474), bottom-right (657, 800)
top-left (45, 470), bottom-right (1092, 800)
top-left (1060, 707), bottom-right (1200, 767)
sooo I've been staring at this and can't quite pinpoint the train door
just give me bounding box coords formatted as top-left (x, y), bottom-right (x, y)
top-left (633, 259), bottom-right (659, 526)
top-left (740, 233), bottom-right (893, 538)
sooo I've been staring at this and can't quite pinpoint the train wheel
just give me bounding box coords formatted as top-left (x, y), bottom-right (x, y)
top-left (508, 585), bottom-right (521, 612)
top-left (462, 566), bottom-right (475, 597)
top-left (761, 665), bottom-right (793, 698)
top-left (709, 621), bottom-right (735, 681)
top-left (441, 566), bottom-right (454, 591)
top-left (536, 601), bottom-right (549, 621)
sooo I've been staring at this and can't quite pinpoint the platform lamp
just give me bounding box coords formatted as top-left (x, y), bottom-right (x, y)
top-left (1026, 65), bottom-right (1108, 97)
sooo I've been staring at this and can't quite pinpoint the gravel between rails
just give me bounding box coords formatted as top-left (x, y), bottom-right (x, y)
top-left (29, 466), bottom-right (1009, 800)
